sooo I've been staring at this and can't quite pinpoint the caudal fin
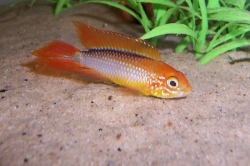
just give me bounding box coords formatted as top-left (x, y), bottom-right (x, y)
top-left (31, 41), bottom-right (81, 71)
top-left (31, 40), bottom-right (110, 82)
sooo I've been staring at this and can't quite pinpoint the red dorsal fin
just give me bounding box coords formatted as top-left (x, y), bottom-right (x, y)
top-left (72, 21), bottom-right (161, 60)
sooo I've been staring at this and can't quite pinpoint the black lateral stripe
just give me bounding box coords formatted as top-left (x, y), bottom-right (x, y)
top-left (87, 48), bottom-right (157, 60)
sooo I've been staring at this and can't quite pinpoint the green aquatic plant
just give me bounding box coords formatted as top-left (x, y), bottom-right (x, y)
top-left (87, 0), bottom-right (250, 64)
top-left (2, 0), bottom-right (250, 64)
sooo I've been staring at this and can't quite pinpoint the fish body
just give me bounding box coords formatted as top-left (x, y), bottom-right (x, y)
top-left (32, 21), bottom-right (191, 98)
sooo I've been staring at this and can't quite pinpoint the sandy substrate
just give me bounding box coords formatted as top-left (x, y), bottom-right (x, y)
top-left (0, 2), bottom-right (249, 166)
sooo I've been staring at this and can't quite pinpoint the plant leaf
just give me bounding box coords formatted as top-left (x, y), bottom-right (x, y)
top-left (207, 0), bottom-right (220, 8)
top-left (152, 3), bottom-right (167, 27)
top-left (175, 36), bottom-right (192, 53)
top-left (158, 8), bottom-right (177, 25)
top-left (137, 2), bottom-right (151, 29)
top-left (55, 0), bottom-right (67, 17)
top-left (124, 0), bottom-right (139, 12)
top-left (200, 39), bottom-right (250, 64)
top-left (195, 0), bottom-right (208, 53)
top-left (224, 0), bottom-right (246, 9)
top-left (208, 7), bottom-right (250, 23)
top-left (140, 23), bottom-right (197, 40)
top-left (206, 22), bottom-right (250, 52)
top-left (83, 0), bottom-right (146, 29)
top-left (137, 0), bottom-right (176, 8)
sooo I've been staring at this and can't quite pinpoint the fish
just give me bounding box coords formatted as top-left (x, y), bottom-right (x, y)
top-left (31, 21), bottom-right (191, 98)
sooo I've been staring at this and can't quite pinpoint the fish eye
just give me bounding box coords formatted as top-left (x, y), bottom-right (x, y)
top-left (167, 77), bottom-right (178, 89)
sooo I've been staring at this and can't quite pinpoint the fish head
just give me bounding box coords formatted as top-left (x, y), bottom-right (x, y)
top-left (148, 63), bottom-right (192, 98)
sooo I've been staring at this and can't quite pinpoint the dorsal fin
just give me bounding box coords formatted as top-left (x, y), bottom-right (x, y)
top-left (72, 21), bottom-right (161, 60)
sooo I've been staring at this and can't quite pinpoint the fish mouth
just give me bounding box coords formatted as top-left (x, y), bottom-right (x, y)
top-left (173, 85), bottom-right (192, 98)
top-left (158, 85), bottom-right (192, 99)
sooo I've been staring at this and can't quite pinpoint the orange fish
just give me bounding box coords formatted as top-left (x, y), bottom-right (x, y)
top-left (32, 21), bottom-right (191, 98)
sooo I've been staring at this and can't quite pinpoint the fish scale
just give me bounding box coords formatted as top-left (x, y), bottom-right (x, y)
top-left (78, 49), bottom-right (151, 91)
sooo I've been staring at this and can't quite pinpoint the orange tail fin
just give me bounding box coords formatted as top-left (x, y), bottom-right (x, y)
top-left (31, 41), bottom-right (81, 71)
top-left (31, 41), bottom-right (110, 82)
